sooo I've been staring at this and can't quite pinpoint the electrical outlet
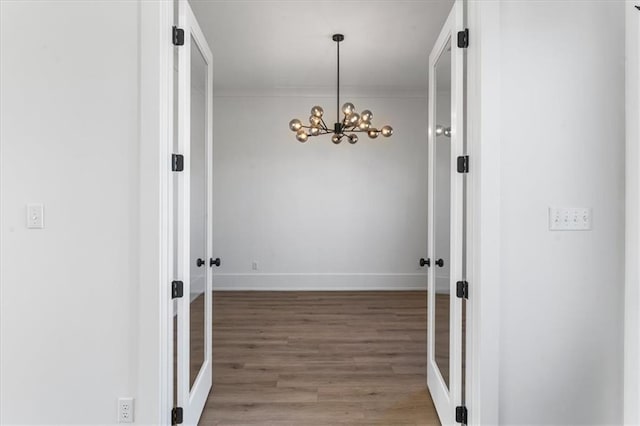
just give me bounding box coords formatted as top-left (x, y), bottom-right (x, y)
top-left (118, 397), bottom-right (134, 423)
top-left (252, 261), bottom-right (258, 271)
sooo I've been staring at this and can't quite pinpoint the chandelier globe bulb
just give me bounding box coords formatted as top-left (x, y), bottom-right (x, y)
top-left (342, 102), bottom-right (355, 116)
top-left (289, 119), bottom-right (302, 132)
top-left (311, 106), bottom-right (324, 117)
top-left (296, 130), bottom-right (309, 142)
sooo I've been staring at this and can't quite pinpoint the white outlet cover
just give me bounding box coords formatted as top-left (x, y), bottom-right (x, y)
top-left (118, 397), bottom-right (134, 423)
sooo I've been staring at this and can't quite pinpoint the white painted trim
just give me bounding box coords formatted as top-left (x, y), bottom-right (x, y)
top-left (625, 2), bottom-right (640, 424)
top-left (212, 86), bottom-right (427, 99)
top-left (212, 273), bottom-right (427, 291)
top-left (465, 1), bottom-right (501, 425)
top-left (138, 0), bottom-right (173, 424)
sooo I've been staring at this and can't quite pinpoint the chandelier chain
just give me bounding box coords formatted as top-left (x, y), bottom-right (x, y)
top-left (336, 37), bottom-right (340, 126)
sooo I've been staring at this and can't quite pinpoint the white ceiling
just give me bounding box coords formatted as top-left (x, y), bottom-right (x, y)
top-left (189, 0), bottom-right (454, 93)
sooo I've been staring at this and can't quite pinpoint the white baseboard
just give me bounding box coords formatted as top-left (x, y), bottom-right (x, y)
top-left (212, 273), bottom-right (427, 291)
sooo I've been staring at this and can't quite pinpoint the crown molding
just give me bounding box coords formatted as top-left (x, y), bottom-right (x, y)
top-left (212, 85), bottom-right (428, 99)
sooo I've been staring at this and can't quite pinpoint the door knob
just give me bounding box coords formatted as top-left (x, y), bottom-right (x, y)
top-left (210, 257), bottom-right (221, 267)
top-left (196, 258), bottom-right (205, 267)
top-left (419, 258), bottom-right (430, 267)
top-left (435, 258), bottom-right (444, 267)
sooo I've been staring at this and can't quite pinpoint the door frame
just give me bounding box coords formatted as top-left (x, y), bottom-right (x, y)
top-left (625, 2), bottom-right (640, 423)
top-left (464, 1), bottom-right (502, 424)
top-left (137, 0), bottom-right (505, 424)
top-left (138, 0), bottom-right (174, 424)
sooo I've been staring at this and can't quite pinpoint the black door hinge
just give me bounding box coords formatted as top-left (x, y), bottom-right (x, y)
top-left (172, 26), bottom-right (185, 46)
top-left (457, 29), bottom-right (469, 48)
top-left (456, 281), bottom-right (469, 299)
top-left (457, 155), bottom-right (469, 173)
top-left (172, 407), bottom-right (183, 425)
top-left (172, 154), bottom-right (184, 172)
top-left (456, 406), bottom-right (468, 424)
top-left (171, 281), bottom-right (184, 299)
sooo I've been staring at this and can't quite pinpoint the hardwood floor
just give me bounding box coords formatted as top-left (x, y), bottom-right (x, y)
top-left (190, 291), bottom-right (441, 426)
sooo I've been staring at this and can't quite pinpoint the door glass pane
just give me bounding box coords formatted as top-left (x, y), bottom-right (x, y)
top-left (189, 35), bottom-right (207, 390)
top-left (434, 39), bottom-right (452, 389)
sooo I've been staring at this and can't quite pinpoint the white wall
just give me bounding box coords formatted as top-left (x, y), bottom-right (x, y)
top-left (496, 1), bottom-right (625, 424)
top-left (211, 93), bottom-right (429, 290)
top-left (0, 1), bottom-right (152, 423)
top-left (625, 1), bottom-right (640, 423)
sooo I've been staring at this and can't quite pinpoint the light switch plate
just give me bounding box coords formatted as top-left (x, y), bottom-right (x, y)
top-left (26, 204), bottom-right (44, 229)
top-left (549, 207), bottom-right (592, 231)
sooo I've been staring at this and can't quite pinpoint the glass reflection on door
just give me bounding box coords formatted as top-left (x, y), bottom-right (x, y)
top-left (189, 34), bottom-right (208, 390)
top-left (433, 39), bottom-right (452, 389)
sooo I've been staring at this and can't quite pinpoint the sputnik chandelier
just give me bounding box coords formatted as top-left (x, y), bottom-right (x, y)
top-left (288, 34), bottom-right (393, 144)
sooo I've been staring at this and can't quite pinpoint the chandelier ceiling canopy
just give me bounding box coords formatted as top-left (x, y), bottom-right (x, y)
top-left (288, 34), bottom-right (393, 144)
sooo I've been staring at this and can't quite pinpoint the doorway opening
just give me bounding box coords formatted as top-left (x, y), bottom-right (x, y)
top-left (169, 1), bottom-right (469, 424)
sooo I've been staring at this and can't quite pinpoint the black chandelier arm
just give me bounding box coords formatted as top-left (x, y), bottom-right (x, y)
top-left (315, 128), bottom-right (333, 134)
top-left (320, 117), bottom-right (329, 131)
top-left (299, 126), bottom-right (333, 136)
top-left (309, 131), bottom-right (333, 137)
top-left (343, 128), bottom-right (376, 134)
top-left (300, 124), bottom-right (330, 132)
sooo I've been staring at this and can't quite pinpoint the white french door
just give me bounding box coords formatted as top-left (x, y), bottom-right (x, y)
top-left (427, 1), bottom-right (465, 424)
top-left (173, 1), bottom-right (214, 424)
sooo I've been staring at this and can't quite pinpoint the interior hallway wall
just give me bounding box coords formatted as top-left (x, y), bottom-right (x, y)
top-left (211, 93), bottom-right (429, 290)
top-left (625, 1), bottom-right (640, 423)
top-left (496, 1), bottom-right (625, 423)
top-left (1, 1), bottom-right (142, 423)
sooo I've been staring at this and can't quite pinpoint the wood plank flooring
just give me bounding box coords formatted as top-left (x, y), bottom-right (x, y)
top-left (192, 291), bottom-right (441, 426)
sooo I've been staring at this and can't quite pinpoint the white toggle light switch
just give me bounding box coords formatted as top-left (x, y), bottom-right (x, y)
top-left (549, 207), bottom-right (591, 231)
top-left (27, 204), bottom-right (44, 229)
